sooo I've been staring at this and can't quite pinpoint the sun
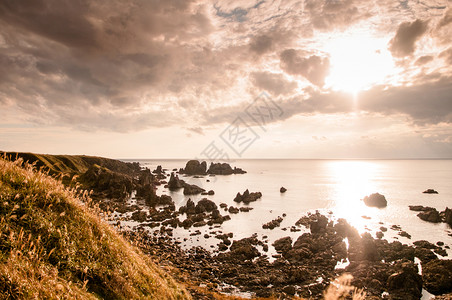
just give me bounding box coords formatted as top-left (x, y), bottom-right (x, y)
top-left (324, 31), bottom-right (396, 94)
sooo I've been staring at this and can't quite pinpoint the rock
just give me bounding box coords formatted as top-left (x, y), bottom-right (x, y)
top-left (409, 205), bottom-right (432, 212)
top-left (233, 189), bottom-right (262, 204)
top-left (423, 189), bottom-right (438, 194)
top-left (376, 231), bottom-right (384, 239)
top-left (387, 260), bottom-right (423, 299)
top-left (282, 285), bottom-right (296, 295)
top-left (131, 211), bottom-right (147, 222)
top-left (183, 183), bottom-right (205, 195)
top-left (180, 160), bottom-right (207, 175)
top-left (417, 209), bottom-right (441, 223)
top-left (219, 203), bottom-right (228, 209)
top-left (168, 172), bottom-right (184, 190)
top-left (152, 165), bottom-right (163, 174)
top-left (195, 198), bottom-right (218, 213)
top-left (399, 231), bottom-right (411, 239)
top-left (273, 237), bottom-right (292, 253)
top-left (229, 237), bottom-right (260, 260)
top-left (280, 187), bottom-right (287, 193)
top-left (362, 193), bottom-right (387, 208)
top-left (239, 207), bottom-right (253, 212)
top-left (423, 260), bottom-right (452, 295)
top-left (193, 221), bottom-right (207, 227)
top-left (228, 206), bottom-right (239, 214)
top-left (207, 163), bottom-right (234, 175)
top-left (444, 207), bottom-right (452, 227)
top-left (262, 216), bottom-right (283, 229)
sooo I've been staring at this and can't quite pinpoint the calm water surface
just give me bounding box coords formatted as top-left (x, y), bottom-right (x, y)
top-left (122, 159), bottom-right (452, 256)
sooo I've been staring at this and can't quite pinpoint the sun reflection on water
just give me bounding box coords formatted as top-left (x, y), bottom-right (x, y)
top-left (327, 161), bottom-right (380, 233)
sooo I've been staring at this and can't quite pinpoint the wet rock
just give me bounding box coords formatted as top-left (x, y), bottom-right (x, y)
top-left (168, 172), bottom-right (184, 190)
top-left (399, 231), bottom-right (412, 239)
top-left (233, 189), bottom-right (262, 204)
top-left (423, 259), bottom-right (452, 295)
top-left (228, 237), bottom-right (261, 260)
top-left (362, 193), bottom-right (387, 208)
top-left (201, 190), bottom-right (215, 195)
top-left (423, 188), bottom-right (438, 194)
top-left (239, 207), bottom-right (253, 212)
top-left (180, 160), bottom-right (207, 175)
top-left (262, 216), bottom-right (283, 229)
top-left (273, 237), bottom-right (293, 254)
top-left (219, 203), bottom-right (228, 209)
top-left (193, 221), bottom-right (207, 227)
top-left (228, 206), bottom-right (239, 214)
top-left (152, 165), bottom-right (163, 174)
top-left (195, 198), bottom-right (218, 213)
top-left (280, 187), bottom-right (287, 193)
top-left (417, 208), bottom-right (441, 223)
top-left (183, 183), bottom-right (205, 195)
top-left (409, 205), bottom-right (432, 212)
top-left (444, 207), bottom-right (452, 227)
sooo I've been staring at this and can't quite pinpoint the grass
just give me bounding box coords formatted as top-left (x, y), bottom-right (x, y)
top-left (0, 157), bottom-right (190, 299)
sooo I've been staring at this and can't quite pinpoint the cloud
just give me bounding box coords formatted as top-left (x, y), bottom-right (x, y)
top-left (250, 72), bottom-right (297, 95)
top-left (280, 49), bottom-right (330, 87)
top-left (304, 0), bottom-right (372, 31)
top-left (389, 19), bottom-right (429, 57)
top-left (415, 55), bottom-right (434, 65)
top-left (186, 127), bottom-right (205, 135)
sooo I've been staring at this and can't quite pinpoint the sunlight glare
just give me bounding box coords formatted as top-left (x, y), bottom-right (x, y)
top-left (324, 32), bottom-right (395, 94)
top-left (327, 161), bottom-right (380, 233)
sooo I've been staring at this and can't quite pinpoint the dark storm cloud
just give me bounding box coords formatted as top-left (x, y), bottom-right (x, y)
top-left (280, 49), bottom-right (330, 87)
top-left (0, 0), bottom-right (218, 131)
top-left (389, 19), bottom-right (429, 57)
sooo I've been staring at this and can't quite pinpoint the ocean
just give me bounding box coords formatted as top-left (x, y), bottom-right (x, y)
top-left (121, 159), bottom-right (452, 257)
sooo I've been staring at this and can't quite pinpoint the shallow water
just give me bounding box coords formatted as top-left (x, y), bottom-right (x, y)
top-left (122, 159), bottom-right (452, 256)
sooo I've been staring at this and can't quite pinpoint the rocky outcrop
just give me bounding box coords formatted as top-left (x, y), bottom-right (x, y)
top-left (262, 216), bottom-right (283, 229)
top-left (80, 164), bottom-right (133, 200)
top-left (444, 207), bottom-right (452, 227)
top-left (183, 183), bottom-right (205, 195)
top-left (423, 188), bottom-right (439, 194)
top-left (179, 160), bottom-right (207, 175)
top-left (417, 208), bottom-right (441, 223)
top-left (363, 193), bottom-right (387, 208)
top-left (207, 163), bottom-right (241, 175)
top-left (423, 260), bottom-right (452, 295)
top-left (168, 172), bottom-right (184, 190)
top-left (233, 189), bottom-right (262, 204)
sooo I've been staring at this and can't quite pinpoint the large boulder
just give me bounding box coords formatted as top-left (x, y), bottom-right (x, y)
top-left (233, 189), bottom-right (262, 204)
top-left (362, 193), bottom-right (387, 208)
top-left (207, 162), bottom-right (247, 175)
top-left (180, 160), bottom-right (207, 175)
top-left (195, 198), bottom-right (218, 213)
top-left (423, 260), bottom-right (452, 295)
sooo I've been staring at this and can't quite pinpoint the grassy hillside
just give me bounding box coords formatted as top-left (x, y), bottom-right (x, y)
top-left (0, 152), bottom-right (140, 180)
top-left (0, 157), bottom-right (190, 299)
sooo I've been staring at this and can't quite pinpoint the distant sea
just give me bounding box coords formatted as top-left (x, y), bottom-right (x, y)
top-left (121, 159), bottom-right (452, 257)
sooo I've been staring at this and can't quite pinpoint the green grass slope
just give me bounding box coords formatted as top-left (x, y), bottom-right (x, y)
top-left (0, 157), bottom-right (191, 299)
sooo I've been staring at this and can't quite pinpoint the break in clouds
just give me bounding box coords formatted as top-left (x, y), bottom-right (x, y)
top-left (1, 0), bottom-right (452, 133)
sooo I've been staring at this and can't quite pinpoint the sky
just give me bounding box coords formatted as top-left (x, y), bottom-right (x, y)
top-left (1, 0), bottom-right (452, 159)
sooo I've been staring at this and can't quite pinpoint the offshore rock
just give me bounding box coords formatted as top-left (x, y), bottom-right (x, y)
top-left (363, 193), bottom-right (387, 208)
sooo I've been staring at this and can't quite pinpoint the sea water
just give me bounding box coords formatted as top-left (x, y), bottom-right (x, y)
top-left (122, 159), bottom-right (452, 256)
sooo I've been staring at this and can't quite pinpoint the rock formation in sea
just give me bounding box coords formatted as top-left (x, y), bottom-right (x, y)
top-left (362, 193), bottom-right (387, 208)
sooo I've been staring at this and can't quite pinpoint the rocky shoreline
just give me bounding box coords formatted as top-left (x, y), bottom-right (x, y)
top-left (9, 153), bottom-right (451, 299)
top-left (102, 160), bottom-right (452, 299)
